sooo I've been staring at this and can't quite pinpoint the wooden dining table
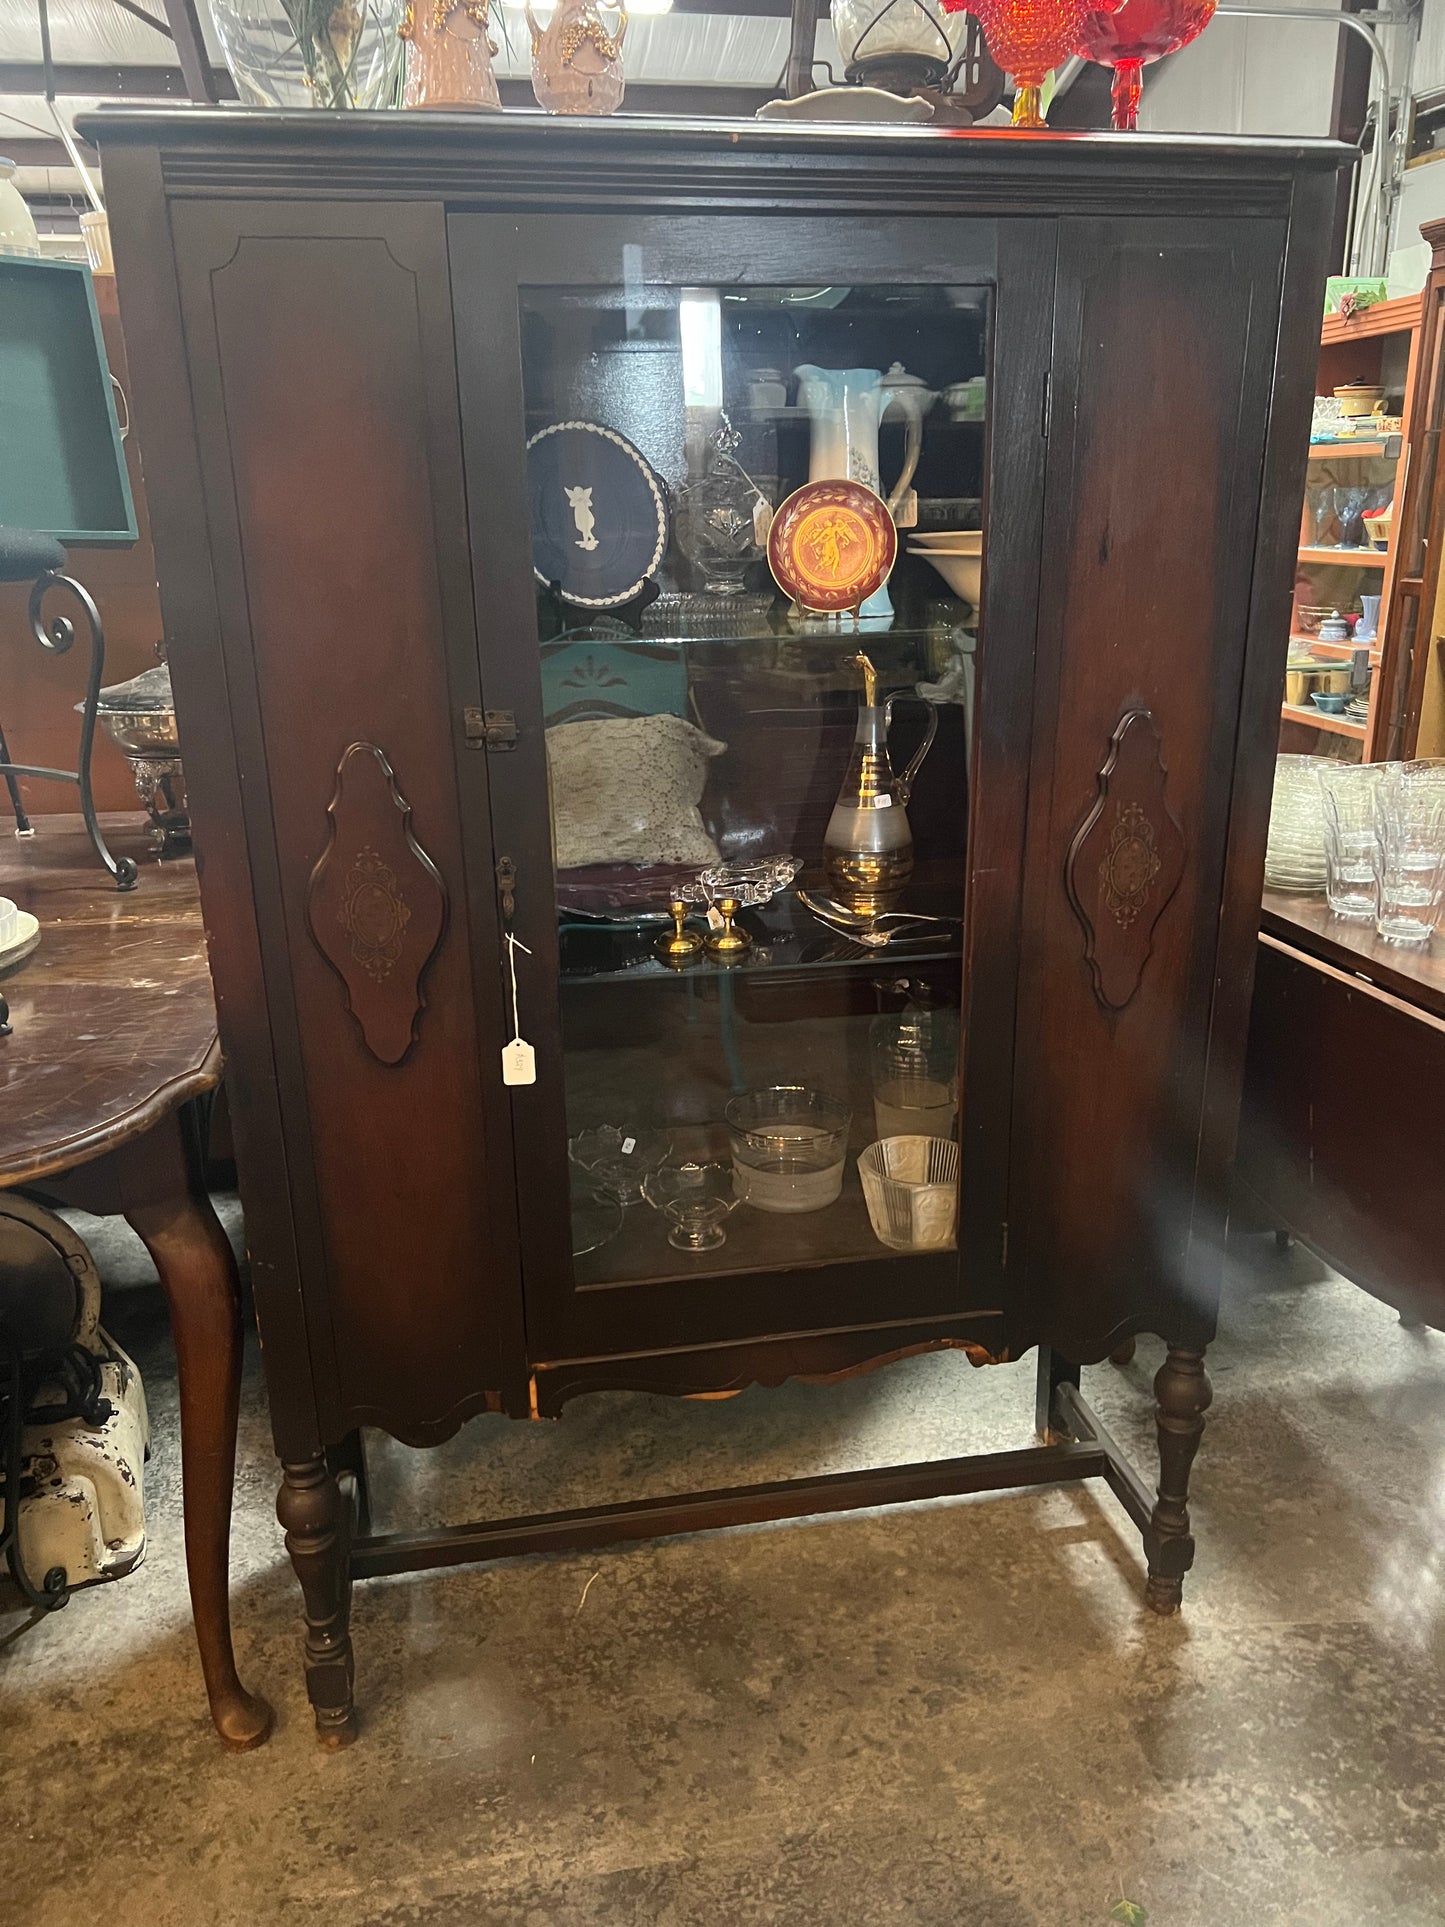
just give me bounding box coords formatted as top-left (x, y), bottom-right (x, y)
top-left (1, 813), bottom-right (272, 1748)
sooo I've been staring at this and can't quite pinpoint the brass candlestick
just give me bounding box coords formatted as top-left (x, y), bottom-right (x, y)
top-left (655, 899), bottom-right (704, 968)
top-left (704, 896), bottom-right (751, 961)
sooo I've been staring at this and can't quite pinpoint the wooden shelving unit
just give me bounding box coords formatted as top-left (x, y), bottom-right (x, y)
top-left (1297, 544), bottom-right (1388, 568)
top-left (1307, 437), bottom-right (1401, 461)
top-left (1279, 700), bottom-right (1367, 739)
top-left (1286, 292), bottom-right (1427, 761)
top-left (1289, 633), bottom-right (1380, 660)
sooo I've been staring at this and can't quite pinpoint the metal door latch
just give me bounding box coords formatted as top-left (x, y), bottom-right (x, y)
top-left (496, 855), bottom-right (517, 924)
top-left (464, 707), bottom-right (518, 750)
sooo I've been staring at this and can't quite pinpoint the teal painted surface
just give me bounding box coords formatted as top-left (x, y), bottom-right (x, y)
top-left (0, 255), bottom-right (137, 547)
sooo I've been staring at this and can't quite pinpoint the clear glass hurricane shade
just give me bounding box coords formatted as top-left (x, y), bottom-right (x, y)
top-left (832, 0), bottom-right (968, 77)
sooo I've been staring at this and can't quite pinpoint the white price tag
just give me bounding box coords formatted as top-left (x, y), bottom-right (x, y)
top-left (502, 1038), bottom-right (536, 1086)
top-left (893, 489), bottom-right (919, 531)
top-left (621, 1135), bottom-right (636, 1155)
top-left (706, 905), bottom-right (725, 931)
top-left (752, 496), bottom-right (773, 545)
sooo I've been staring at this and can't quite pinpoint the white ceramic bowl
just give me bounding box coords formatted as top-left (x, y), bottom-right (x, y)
top-left (910, 542), bottom-right (982, 608)
top-left (908, 530), bottom-right (983, 549)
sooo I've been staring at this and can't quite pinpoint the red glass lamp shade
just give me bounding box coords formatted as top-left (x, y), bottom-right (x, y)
top-left (944, 0), bottom-right (1121, 128)
top-left (1074, 0), bottom-right (1217, 130)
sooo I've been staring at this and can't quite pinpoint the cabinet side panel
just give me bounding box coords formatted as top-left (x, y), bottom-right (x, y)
top-left (104, 146), bottom-right (321, 1461)
top-left (172, 203), bottom-right (517, 1440)
top-left (1013, 217), bottom-right (1286, 1358)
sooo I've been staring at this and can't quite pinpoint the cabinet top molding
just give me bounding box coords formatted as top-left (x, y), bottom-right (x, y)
top-left (78, 109), bottom-right (1351, 216)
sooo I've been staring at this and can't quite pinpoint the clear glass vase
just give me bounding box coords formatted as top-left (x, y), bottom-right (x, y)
top-left (212, 0), bottom-right (406, 108)
top-left (674, 419), bottom-right (769, 596)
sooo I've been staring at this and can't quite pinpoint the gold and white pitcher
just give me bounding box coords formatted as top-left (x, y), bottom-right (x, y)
top-left (525, 0), bottom-right (628, 114)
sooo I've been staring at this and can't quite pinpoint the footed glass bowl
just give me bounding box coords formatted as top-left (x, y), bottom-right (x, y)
top-left (643, 1161), bottom-right (739, 1251)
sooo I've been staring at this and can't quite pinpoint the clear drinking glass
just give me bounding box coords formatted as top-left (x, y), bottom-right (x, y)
top-left (1319, 763), bottom-right (1382, 919)
top-left (1373, 763), bottom-right (1445, 945)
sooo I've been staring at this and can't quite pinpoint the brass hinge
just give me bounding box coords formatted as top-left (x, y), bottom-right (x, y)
top-left (464, 706), bottom-right (518, 750)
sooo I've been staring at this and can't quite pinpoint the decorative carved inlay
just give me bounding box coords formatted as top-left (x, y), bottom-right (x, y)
top-left (307, 744), bottom-right (447, 1065)
top-left (1098, 803), bottom-right (1162, 930)
top-left (338, 846), bottom-right (412, 983)
top-left (1065, 709), bottom-right (1185, 1013)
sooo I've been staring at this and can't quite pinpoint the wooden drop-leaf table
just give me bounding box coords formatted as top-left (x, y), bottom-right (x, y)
top-left (0, 813), bottom-right (271, 1749)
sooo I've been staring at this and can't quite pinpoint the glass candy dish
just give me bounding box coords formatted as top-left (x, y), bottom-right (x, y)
top-left (677, 855), bottom-right (802, 910)
top-left (568, 1125), bottom-right (673, 1205)
top-left (643, 1160), bottom-right (739, 1251)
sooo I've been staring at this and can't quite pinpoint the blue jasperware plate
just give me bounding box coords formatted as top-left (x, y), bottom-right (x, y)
top-left (527, 420), bottom-right (669, 609)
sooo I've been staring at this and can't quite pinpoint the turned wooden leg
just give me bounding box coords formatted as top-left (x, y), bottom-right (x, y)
top-left (1144, 1345), bottom-right (1213, 1615)
top-left (1035, 1346), bottom-right (1081, 1442)
top-left (118, 1112), bottom-right (274, 1751)
top-left (277, 1457), bottom-right (356, 1747)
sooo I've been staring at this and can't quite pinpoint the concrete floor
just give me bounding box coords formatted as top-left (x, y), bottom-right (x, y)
top-left (5, 1210), bottom-right (1445, 1927)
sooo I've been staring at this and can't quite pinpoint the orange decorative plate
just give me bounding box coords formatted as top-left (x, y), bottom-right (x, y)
top-left (767, 479), bottom-right (898, 613)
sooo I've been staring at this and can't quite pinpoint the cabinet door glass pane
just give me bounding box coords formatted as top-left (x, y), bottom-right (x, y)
top-left (522, 280), bottom-right (988, 1286)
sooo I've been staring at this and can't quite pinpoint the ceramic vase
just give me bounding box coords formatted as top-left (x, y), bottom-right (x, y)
top-left (401, 0), bottom-right (502, 108)
top-left (525, 0), bottom-right (628, 114)
top-left (794, 365), bottom-right (923, 621)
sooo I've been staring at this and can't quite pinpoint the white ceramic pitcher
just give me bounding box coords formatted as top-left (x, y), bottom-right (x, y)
top-left (794, 364), bottom-right (924, 621)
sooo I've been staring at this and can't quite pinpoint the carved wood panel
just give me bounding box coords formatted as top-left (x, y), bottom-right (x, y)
top-left (307, 742), bottom-right (447, 1065)
top-left (1065, 709), bottom-right (1186, 1012)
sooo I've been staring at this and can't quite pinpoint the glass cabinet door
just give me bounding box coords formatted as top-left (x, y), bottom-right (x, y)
top-left (451, 217), bottom-right (1034, 1364)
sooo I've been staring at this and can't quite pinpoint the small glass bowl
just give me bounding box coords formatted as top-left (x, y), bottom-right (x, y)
top-left (642, 1161), bottom-right (739, 1251)
top-left (568, 1125), bottom-right (673, 1205)
top-left (725, 1086), bottom-right (851, 1214)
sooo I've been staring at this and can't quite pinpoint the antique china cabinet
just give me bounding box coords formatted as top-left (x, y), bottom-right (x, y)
top-left (87, 110), bottom-right (1344, 1743)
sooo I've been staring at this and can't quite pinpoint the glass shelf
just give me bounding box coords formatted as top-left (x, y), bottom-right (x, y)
top-left (560, 883), bottom-right (963, 986)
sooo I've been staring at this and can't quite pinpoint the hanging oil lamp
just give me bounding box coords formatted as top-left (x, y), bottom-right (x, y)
top-left (823, 653), bottom-right (939, 916)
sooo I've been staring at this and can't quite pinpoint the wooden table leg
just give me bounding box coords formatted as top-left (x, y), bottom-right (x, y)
top-left (114, 1109), bottom-right (274, 1750)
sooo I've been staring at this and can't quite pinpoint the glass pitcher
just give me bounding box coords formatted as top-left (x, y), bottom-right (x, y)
top-left (823, 652), bottom-right (939, 913)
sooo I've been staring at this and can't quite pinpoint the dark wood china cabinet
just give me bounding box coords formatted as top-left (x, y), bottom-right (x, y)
top-left (87, 109), bottom-right (1343, 1743)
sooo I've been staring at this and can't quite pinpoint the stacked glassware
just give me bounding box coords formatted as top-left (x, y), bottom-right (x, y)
top-left (1264, 755), bottom-right (1330, 894)
top-left (1373, 760), bottom-right (1445, 945)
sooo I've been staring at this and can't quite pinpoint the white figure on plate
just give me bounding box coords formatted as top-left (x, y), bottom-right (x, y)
top-left (565, 485), bottom-right (599, 552)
